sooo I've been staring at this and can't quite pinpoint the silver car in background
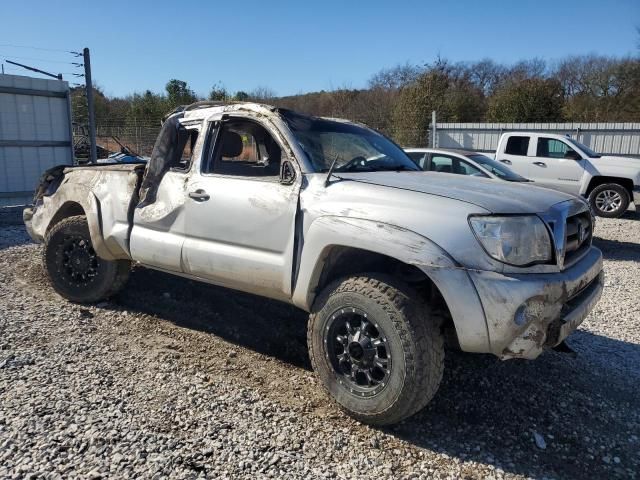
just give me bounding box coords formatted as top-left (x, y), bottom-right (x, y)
top-left (405, 148), bottom-right (529, 182)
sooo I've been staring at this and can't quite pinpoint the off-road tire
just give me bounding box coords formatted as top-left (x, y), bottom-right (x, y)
top-left (308, 274), bottom-right (445, 426)
top-left (588, 183), bottom-right (630, 218)
top-left (43, 215), bottom-right (130, 303)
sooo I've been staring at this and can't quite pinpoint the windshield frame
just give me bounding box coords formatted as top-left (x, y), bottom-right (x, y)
top-left (280, 110), bottom-right (420, 174)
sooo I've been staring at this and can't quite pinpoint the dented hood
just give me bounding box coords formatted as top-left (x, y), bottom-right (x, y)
top-left (338, 171), bottom-right (577, 214)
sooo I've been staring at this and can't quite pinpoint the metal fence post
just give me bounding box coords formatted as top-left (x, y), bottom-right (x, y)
top-left (431, 111), bottom-right (437, 148)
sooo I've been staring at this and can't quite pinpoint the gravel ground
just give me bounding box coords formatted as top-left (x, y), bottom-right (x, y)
top-left (0, 214), bottom-right (639, 479)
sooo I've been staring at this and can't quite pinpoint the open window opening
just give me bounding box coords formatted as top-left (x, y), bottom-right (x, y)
top-left (173, 128), bottom-right (199, 171)
top-left (206, 119), bottom-right (282, 178)
top-left (138, 112), bottom-right (201, 206)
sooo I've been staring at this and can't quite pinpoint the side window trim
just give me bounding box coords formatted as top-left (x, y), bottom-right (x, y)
top-left (202, 117), bottom-right (284, 180)
top-left (504, 135), bottom-right (530, 156)
top-left (201, 121), bottom-right (221, 174)
top-left (536, 137), bottom-right (574, 159)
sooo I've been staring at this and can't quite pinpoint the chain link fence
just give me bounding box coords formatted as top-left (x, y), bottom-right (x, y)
top-left (73, 123), bottom-right (161, 161)
top-left (74, 119), bottom-right (429, 162)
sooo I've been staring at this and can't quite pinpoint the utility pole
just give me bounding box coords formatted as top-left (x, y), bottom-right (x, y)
top-left (83, 48), bottom-right (97, 163)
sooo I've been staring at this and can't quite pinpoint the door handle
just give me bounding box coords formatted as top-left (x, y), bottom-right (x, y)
top-left (499, 159), bottom-right (512, 165)
top-left (533, 162), bottom-right (547, 167)
top-left (188, 189), bottom-right (210, 201)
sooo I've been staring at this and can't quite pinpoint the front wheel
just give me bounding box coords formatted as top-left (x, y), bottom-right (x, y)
top-left (43, 215), bottom-right (130, 303)
top-left (588, 183), bottom-right (630, 218)
top-left (308, 274), bottom-right (444, 426)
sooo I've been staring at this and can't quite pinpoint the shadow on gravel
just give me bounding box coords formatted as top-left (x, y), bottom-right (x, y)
top-left (100, 265), bottom-right (638, 479)
top-left (619, 210), bottom-right (640, 221)
top-left (114, 267), bottom-right (311, 369)
top-left (593, 237), bottom-right (639, 261)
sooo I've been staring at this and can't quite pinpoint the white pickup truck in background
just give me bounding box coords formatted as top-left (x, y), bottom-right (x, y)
top-left (493, 132), bottom-right (640, 218)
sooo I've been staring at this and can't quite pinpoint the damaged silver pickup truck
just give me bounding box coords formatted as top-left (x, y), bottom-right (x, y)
top-left (24, 102), bottom-right (604, 425)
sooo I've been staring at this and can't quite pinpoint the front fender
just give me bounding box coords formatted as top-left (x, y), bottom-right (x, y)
top-left (292, 216), bottom-right (491, 353)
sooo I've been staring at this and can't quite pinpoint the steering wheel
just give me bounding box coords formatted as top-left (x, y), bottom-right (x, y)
top-left (341, 156), bottom-right (368, 171)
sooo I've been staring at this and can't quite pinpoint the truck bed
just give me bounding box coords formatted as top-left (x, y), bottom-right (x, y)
top-left (26, 162), bottom-right (145, 260)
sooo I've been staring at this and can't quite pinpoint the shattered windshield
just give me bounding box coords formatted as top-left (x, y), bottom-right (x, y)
top-left (281, 111), bottom-right (419, 173)
top-left (468, 154), bottom-right (529, 182)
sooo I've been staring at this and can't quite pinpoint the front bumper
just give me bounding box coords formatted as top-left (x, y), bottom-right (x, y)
top-left (468, 246), bottom-right (604, 360)
top-left (633, 186), bottom-right (640, 208)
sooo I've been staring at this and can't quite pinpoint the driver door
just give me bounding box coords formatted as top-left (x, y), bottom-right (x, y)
top-left (180, 116), bottom-right (302, 302)
top-left (528, 136), bottom-right (586, 194)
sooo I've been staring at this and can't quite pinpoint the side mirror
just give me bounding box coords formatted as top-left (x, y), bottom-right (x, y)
top-left (280, 160), bottom-right (296, 185)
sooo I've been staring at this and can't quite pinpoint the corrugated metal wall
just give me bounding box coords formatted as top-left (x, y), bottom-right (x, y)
top-left (0, 74), bottom-right (73, 207)
top-left (434, 122), bottom-right (640, 157)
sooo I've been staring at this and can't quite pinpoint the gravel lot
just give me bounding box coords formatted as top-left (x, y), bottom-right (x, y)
top-left (1, 213), bottom-right (639, 479)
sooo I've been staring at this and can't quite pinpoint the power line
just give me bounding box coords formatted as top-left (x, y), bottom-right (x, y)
top-left (0, 43), bottom-right (75, 53)
top-left (0, 54), bottom-right (78, 65)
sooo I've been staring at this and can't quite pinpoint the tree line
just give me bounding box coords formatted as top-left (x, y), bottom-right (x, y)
top-left (73, 54), bottom-right (640, 147)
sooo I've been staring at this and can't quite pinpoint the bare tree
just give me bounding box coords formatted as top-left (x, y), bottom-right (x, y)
top-left (250, 86), bottom-right (277, 102)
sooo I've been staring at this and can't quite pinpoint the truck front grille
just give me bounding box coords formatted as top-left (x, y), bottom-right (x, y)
top-left (564, 211), bottom-right (592, 266)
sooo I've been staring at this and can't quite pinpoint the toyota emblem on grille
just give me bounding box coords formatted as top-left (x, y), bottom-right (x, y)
top-left (578, 222), bottom-right (586, 244)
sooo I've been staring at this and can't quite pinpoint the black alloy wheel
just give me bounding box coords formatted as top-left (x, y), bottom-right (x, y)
top-left (325, 307), bottom-right (392, 398)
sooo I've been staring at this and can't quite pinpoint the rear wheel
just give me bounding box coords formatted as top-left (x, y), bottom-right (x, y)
top-left (43, 215), bottom-right (130, 303)
top-left (589, 183), bottom-right (630, 218)
top-left (308, 274), bottom-right (444, 426)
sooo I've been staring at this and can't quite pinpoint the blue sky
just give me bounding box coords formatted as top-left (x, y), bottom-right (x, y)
top-left (1, 0), bottom-right (638, 98)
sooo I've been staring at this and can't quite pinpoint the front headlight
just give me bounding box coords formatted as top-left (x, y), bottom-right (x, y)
top-left (469, 215), bottom-right (552, 266)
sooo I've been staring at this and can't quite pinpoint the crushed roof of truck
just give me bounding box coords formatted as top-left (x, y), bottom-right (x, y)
top-left (171, 101), bottom-right (359, 128)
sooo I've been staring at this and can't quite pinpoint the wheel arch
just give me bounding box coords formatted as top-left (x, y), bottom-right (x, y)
top-left (292, 216), bottom-right (491, 353)
top-left (46, 201), bottom-right (86, 233)
top-left (585, 176), bottom-right (634, 198)
top-left (308, 245), bottom-right (460, 348)
top-left (38, 184), bottom-right (116, 260)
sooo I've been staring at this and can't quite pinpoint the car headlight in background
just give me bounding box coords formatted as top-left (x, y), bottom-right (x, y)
top-left (469, 215), bottom-right (552, 266)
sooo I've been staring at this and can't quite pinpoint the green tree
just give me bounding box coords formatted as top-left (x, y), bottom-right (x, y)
top-left (127, 90), bottom-right (167, 125)
top-left (165, 79), bottom-right (197, 109)
top-left (487, 78), bottom-right (564, 122)
top-left (208, 82), bottom-right (228, 101)
top-left (392, 66), bottom-right (485, 146)
top-left (233, 91), bottom-right (250, 101)
top-left (70, 84), bottom-right (112, 125)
